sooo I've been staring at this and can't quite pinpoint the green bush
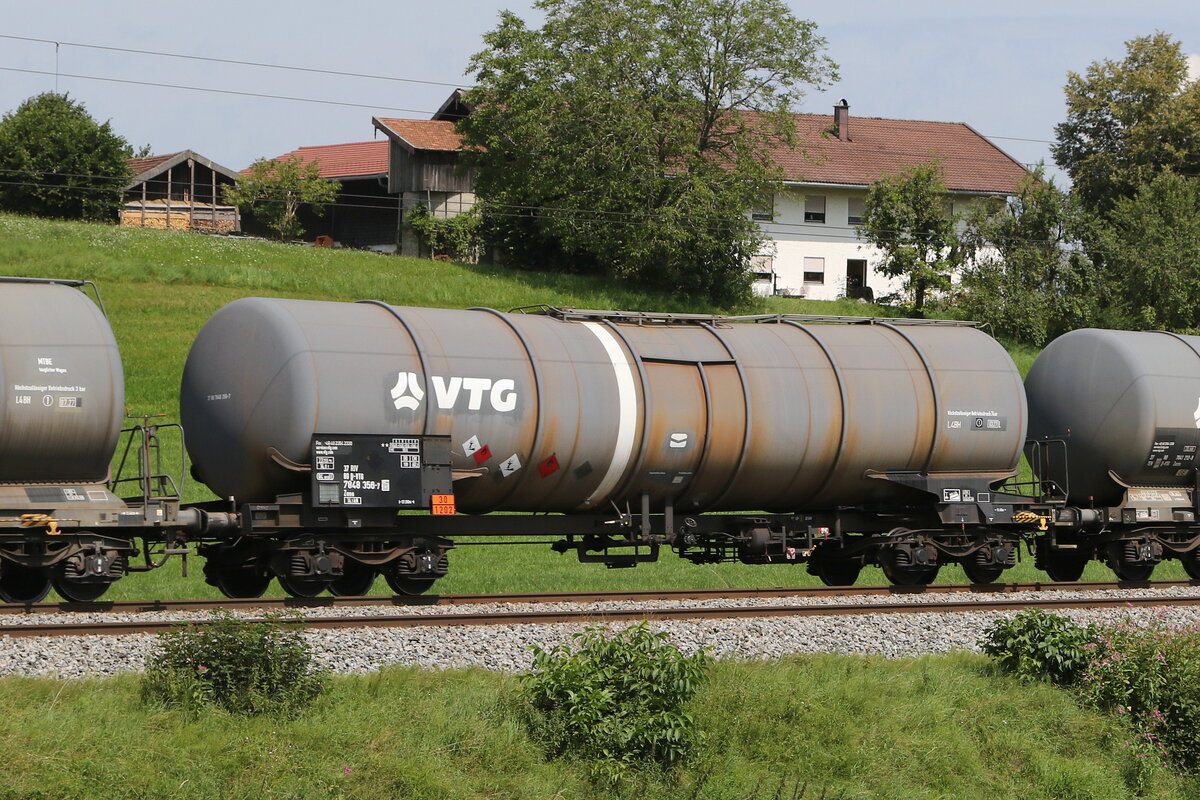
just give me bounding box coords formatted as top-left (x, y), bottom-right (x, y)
top-left (1077, 617), bottom-right (1200, 772)
top-left (519, 623), bottom-right (709, 781)
top-left (979, 608), bottom-right (1096, 685)
top-left (141, 611), bottom-right (326, 717)
top-left (408, 203), bottom-right (482, 262)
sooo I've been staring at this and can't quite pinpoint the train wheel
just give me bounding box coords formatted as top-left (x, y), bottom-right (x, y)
top-left (812, 558), bottom-right (862, 587)
top-left (1041, 552), bottom-right (1087, 582)
top-left (880, 542), bottom-right (939, 586)
top-left (961, 562), bottom-right (1005, 584)
top-left (51, 578), bottom-right (110, 603)
top-left (0, 563), bottom-right (51, 603)
top-left (1106, 542), bottom-right (1157, 582)
top-left (213, 568), bottom-right (271, 599)
top-left (330, 562), bottom-right (376, 597)
top-left (1183, 551), bottom-right (1200, 581)
top-left (882, 563), bottom-right (939, 586)
top-left (1111, 562), bottom-right (1155, 582)
top-left (386, 573), bottom-right (437, 596)
top-left (278, 576), bottom-right (331, 598)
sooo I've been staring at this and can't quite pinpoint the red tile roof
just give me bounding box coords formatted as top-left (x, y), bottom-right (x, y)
top-left (127, 153), bottom-right (180, 178)
top-left (372, 119), bottom-right (464, 152)
top-left (372, 106), bottom-right (1028, 194)
top-left (770, 113), bottom-right (1029, 194)
top-left (243, 141), bottom-right (389, 178)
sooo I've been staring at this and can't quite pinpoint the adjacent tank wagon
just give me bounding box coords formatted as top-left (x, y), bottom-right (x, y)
top-left (1025, 329), bottom-right (1200, 580)
top-left (0, 278), bottom-right (230, 603)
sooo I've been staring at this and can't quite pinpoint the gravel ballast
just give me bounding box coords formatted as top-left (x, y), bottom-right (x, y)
top-left (2, 588), bottom-right (1200, 679)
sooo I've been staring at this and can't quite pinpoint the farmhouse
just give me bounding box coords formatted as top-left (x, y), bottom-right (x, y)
top-left (752, 101), bottom-right (1030, 300)
top-left (366, 92), bottom-right (1029, 296)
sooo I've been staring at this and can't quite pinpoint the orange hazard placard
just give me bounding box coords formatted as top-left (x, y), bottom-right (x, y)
top-left (431, 494), bottom-right (456, 515)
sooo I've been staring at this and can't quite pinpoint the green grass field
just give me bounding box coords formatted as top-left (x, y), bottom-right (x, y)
top-left (0, 212), bottom-right (1156, 602)
top-left (0, 654), bottom-right (1190, 800)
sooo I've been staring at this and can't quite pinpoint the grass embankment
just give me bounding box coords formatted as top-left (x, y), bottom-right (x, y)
top-left (1, 212), bottom-right (1160, 601)
top-left (0, 653), bottom-right (1189, 800)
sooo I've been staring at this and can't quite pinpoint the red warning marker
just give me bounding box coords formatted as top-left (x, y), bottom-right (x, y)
top-left (472, 444), bottom-right (492, 465)
top-left (538, 454), bottom-right (560, 478)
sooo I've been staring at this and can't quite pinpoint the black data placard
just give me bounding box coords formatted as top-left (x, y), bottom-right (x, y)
top-left (311, 434), bottom-right (431, 508)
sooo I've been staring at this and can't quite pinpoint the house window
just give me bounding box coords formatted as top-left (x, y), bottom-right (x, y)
top-left (750, 253), bottom-right (776, 296)
top-left (803, 257), bottom-right (825, 284)
top-left (847, 196), bottom-right (864, 225)
top-left (804, 195), bottom-right (826, 223)
top-left (751, 253), bottom-right (774, 271)
top-left (751, 196), bottom-right (774, 222)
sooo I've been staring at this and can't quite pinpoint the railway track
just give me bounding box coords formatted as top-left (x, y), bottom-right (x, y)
top-left (2, 578), bottom-right (1196, 617)
top-left (2, 579), bottom-right (1199, 638)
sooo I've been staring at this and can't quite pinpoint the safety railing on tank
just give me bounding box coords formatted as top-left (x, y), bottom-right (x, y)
top-left (0, 275), bottom-right (108, 317)
top-left (508, 305), bottom-right (983, 327)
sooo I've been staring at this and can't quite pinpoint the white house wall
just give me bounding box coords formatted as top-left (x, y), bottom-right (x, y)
top-left (755, 187), bottom-right (982, 302)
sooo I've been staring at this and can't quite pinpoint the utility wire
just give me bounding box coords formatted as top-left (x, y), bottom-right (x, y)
top-left (0, 66), bottom-right (436, 115)
top-left (0, 34), bottom-right (1056, 149)
top-left (0, 34), bottom-right (467, 89)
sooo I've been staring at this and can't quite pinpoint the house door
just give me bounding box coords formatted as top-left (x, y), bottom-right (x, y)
top-left (846, 259), bottom-right (869, 299)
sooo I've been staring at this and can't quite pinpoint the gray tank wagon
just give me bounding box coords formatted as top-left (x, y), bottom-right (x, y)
top-left (180, 299), bottom-right (1037, 592)
top-left (0, 279), bottom-right (124, 483)
top-left (0, 278), bottom-right (232, 603)
top-left (1025, 329), bottom-right (1200, 580)
top-left (181, 298), bottom-right (1027, 513)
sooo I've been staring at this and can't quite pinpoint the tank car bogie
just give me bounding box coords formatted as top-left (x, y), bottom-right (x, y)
top-left (197, 533), bottom-right (452, 599)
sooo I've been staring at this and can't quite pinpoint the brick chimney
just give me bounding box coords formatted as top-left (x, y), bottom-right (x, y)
top-left (834, 99), bottom-right (850, 141)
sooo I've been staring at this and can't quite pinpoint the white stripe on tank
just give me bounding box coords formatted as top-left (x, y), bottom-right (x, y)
top-left (580, 321), bottom-right (638, 507)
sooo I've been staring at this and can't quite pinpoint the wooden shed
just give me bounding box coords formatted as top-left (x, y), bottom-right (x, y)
top-left (240, 141), bottom-right (397, 249)
top-left (123, 150), bottom-right (241, 232)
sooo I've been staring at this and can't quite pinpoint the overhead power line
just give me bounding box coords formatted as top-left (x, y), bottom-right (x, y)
top-left (0, 34), bottom-right (467, 89)
top-left (0, 66), bottom-right (436, 115)
top-left (0, 33), bottom-right (1056, 149)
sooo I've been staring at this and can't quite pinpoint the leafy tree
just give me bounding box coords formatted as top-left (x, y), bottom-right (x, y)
top-left (958, 169), bottom-right (1096, 345)
top-left (460, 0), bottom-right (837, 308)
top-left (225, 156), bottom-right (339, 240)
top-left (0, 92), bottom-right (132, 221)
top-left (1053, 31), bottom-right (1200, 218)
top-left (1088, 172), bottom-right (1200, 330)
top-left (859, 163), bottom-right (967, 315)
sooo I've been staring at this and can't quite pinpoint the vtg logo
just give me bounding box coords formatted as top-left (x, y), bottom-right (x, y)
top-left (390, 372), bottom-right (518, 413)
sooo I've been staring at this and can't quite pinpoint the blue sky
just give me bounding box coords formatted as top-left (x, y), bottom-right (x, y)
top-left (0, 1), bottom-right (1196, 184)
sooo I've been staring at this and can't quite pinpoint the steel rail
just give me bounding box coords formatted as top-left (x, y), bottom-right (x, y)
top-left (2, 579), bottom-right (1198, 617)
top-left (4, 590), bottom-right (1200, 638)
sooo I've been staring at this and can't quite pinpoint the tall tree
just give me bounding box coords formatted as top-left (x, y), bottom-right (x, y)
top-left (859, 163), bottom-right (967, 315)
top-left (0, 92), bottom-right (132, 221)
top-left (1053, 31), bottom-right (1200, 217)
top-left (958, 169), bottom-right (1095, 345)
top-left (224, 157), bottom-right (339, 240)
top-left (459, 0), bottom-right (837, 308)
top-left (1089, 172), bottom-right (1200, 330)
